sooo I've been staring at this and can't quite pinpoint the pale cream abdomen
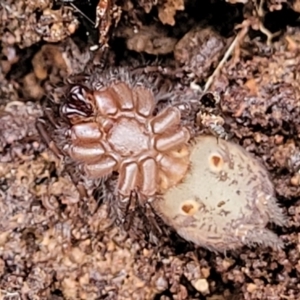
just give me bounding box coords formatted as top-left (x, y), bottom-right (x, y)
top-left (153, 135), bottom-right (286, 252)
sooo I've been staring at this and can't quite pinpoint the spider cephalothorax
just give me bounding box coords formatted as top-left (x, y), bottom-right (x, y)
top-left (38, 68), bottom-right (195, 223)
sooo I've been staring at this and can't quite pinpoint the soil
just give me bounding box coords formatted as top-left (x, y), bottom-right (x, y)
top-left (0, 0), bottom-right (300, 299)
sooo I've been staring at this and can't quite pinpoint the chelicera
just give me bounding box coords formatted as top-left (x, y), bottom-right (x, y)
top-left (37, 68), bottom-right (195, 224)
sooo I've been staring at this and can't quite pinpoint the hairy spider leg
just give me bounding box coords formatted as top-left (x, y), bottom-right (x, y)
top-left (70, 122), bottom-right (102, 142)
top-left (133, 87), bottom-right (155, 117)
top-left (36, 118), bottom-right (63, 158)
top-left (67, 142), bottom-right (106, 164)
top-left (155, 128), bottom-right (190, 152)
top-left (117, 162), bottom-right (139, 196)
top-left (109, 82), bottom-right (134, 111)
top-left (139, 158), bottom-right (157, 198)
top-left (157, 148), bottom-right (190, 191)
top-left (115, 162), bottom-right (139, 222)
top-left (151, 106), bottom-right (181, 134)
top-left (84, 156), bottom-right (117, 178)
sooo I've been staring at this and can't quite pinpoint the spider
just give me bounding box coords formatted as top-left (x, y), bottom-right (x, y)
top-left (37, 68), bottom-right (196, 224)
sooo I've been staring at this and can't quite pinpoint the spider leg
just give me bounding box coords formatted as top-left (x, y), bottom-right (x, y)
top-left (67, 142), bottom-right (106, 164)
top-left (150, 106), bottom-right (190, 152)
top-left (36, 118), bottom-right (64, 158)
top-left (43, 106), bottom-right (60, 129)
top-left (66, 166), bottom-right (89, 200)
top-left (115, 162), bottom-right (139, 223)
top-left (155, 127), bottom-right (190, 152)
top-left (114, 195), bottom-right (131, 225)
top-left (132, 191), bottom-right (162, 236)
top-left (151, 107), bottom-right (181, 134)
top-left (123, 190), bottom-right (138, 231)
top-left (158, 147), bottom-right (190, 191)
top-left (133, 87), bottom-right (155, 117)
top-left (84, 156), bottom-right (117, 178)
top-left (140, 158), bottom-right (157, 197)
top-left (110, 82), bottom-right (134, 111)
top-left (100, 173), bottom-right (119, 219)
top-left (70, 122), bottom-right (102, 142)
top-left (117, 162), bottom-right (139, 196)
top-left (137, 158), bottom-right (162, 235)
top-left (144, 200), bottom-right (163, 235)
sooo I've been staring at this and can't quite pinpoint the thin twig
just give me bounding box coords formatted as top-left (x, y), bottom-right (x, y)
top-left (69, 3), bottom-right (95, 26)
top-left (203, 34), bottom-right (240, 93)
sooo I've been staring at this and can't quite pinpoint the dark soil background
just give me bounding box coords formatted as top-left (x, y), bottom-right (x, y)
top-left (1, 0), bottom-right (300, 299)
